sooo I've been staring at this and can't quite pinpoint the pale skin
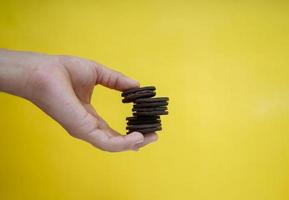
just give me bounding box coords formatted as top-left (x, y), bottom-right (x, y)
top-left (0, 49), bottom-right (158, 152)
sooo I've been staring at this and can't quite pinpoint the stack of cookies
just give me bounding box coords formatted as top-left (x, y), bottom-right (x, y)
top-left (121, 86), bottom-right (169, 134)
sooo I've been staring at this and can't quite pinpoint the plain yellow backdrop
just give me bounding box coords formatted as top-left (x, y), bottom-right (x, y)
top-left (0, 0), bottom-right (289, 199)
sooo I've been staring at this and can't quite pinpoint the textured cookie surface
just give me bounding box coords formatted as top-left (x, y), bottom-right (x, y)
top-left (133, 110), bottom-right (168, 116)
top-left (122, 86), bottom-right (156, 97)
top-left (127, 126), bottom-right (162, 134)
top-left (133, 101), bottom-right (168, 108)
top-left (122, 90), bottom-right (156, 103)
top-left (127, 119), bottom-right (161, 125)
top-left (126, 123), bottom-right (161, 130)
top-left (132, 107), bottom-right (167, 112)
top-left (134, 97), bottom-right (169, 103)
top-left (126, 116), bottom-right (160, 121)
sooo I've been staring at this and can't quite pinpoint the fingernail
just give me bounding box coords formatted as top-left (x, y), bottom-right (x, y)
top-left (151, 139), bottom-right (157, 143)
top-left (151, 134), bottom-right (158, 143)
top-left (154, 136), bottom-right (158, 142)
top-left (127, 132), bottom-right (144, 144)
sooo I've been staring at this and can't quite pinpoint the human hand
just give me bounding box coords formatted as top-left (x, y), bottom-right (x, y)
top-left (0, 49), bottom-right (158, 152)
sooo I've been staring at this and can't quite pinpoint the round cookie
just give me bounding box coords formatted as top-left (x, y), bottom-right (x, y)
top-left (134, 97), bottom-right (169, 103)
top-left (126, 116), bottom-right (160, 121)
top-left (121, 86), bottom-right (156, 97)
top-left (133, 110), bottom-right (169, 116)
top-left (133, 101), bottom-right (168, 108)
top-left (127, 126), bottom-right (162, 134)
top-left (127, 119), bottom-right (161, 125)
top-left (126, 123), bottom-right (161, 130)
top-left (122, 91), bottom-right (156, 103)
top-left (132, 107), bottom-right (167, 112)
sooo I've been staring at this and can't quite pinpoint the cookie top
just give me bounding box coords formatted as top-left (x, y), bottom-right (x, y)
top-left (122, 90), bottom-right (156, 103)
top-left (121, 86), bottom-right (156, 97)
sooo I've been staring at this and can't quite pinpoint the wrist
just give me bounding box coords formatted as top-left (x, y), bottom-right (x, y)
top-left (0, 49), bottom-right (30, 98)
top-left (0, 49), bottom-right (56, 99)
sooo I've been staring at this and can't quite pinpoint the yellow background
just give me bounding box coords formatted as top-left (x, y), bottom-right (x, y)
top-left (0, 0), bottom-right (289, 199)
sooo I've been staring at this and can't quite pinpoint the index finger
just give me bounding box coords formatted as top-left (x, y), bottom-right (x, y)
top-left (91, 61), bottom-right (140, 91)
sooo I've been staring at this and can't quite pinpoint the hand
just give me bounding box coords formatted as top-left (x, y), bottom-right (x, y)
top-left (0, 49), bottom-right (158, 152)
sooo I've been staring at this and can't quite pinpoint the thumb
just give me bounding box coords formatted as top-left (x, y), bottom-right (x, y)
top-left (83, 130), bottom-right (145, 152)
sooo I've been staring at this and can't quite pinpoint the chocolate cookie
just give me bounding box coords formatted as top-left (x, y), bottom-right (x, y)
top-left (126, 123), bottom-right (161, 130)
top-left (127, 126), bottom-right (162, 134)
top-left (127, 119), bottom-right (161, 125)
top-left (122, 90), bottom-right (156, 103)
top-left (132, 107), bottom-right (167, 112)
top-left (134, 97), bottom-right (169, 103)
top-left (133, 101), bottom-right (168, 108)
top-left (126, 116), bottom-right (160, 121)
top-left (121, 86), bottom-right (156, 97)
top-left (133, 110), bottom-right (169, 116)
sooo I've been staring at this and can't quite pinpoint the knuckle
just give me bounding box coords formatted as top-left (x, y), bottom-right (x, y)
top-left (59, 55), bottom-right (81, 65)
